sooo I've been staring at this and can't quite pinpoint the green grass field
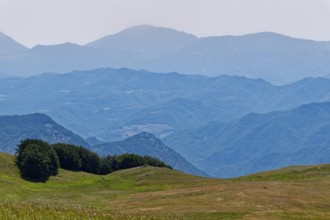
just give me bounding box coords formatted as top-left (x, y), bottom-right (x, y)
top-left (1, 152), bottom-right (330, 219)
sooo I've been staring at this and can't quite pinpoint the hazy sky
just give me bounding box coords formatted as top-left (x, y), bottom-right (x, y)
top-left (0, 0), bottom-right (329, 47)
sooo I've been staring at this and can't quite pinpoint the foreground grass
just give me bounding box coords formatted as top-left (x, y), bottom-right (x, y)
top-left (1, 152), bottom-right (330, 219)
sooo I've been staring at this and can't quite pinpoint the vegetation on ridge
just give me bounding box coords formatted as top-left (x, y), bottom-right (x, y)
top-left (15, 139), bottom-right (171, 182)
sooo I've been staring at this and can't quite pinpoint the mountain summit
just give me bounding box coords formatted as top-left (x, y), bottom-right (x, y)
top-left (86, 25), bottom-right (197, 57)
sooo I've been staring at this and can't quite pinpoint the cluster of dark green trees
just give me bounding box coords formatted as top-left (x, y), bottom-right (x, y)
top-left (15, 139), bottom-right (171, 182)
top-left (16, 140), bottom-right (59, 182)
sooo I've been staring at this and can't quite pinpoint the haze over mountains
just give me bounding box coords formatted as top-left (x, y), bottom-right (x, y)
top-left (1, 68), bottom-right (330, 142)
top-left (1, 24), bottom-right (330, 177)
top-left (1, 25), bottom-right (330, 84)
top-left (0, 67), bottom-right (329, 177)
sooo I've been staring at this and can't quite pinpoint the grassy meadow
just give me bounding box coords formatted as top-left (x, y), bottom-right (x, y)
top-left (1, 152), bottom-right (330, 219)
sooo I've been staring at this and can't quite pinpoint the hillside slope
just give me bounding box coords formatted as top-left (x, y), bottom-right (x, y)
top-left (0, 113), bottom-right (89, 154)
top-left (0, 152), bottom-right (329, 219)
top-left (164, 102), bottom-right (330, 177)
top-left (0, 32), bottom-right (28, 56)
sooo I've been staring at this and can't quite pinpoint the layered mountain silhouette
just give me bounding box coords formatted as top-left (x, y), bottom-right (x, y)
top-left (1, 25), bottom-right (330, 177)
top-left (146, 32), bottom-right (330, 83)
top-left (1, 26), bottom-right (330, 83)
top-left (0, 68), bottom-right (330, 142)
top-left (90, 132), bottom-right (207, 177)
top-left (164, 102), bottom-right (330, 177)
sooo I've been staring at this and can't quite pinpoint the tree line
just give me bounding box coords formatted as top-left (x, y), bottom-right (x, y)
top-left (15, 139), bottom-right (171, 182)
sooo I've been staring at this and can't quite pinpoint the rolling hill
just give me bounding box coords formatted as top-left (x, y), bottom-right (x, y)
top-left (0, 152), bottom-right (329, 219)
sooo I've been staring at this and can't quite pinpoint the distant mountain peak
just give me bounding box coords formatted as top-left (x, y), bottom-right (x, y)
top-left (121, 24), bottom-right (163, 31)
top-left (0, 31), bottom-right (28, 55)
top-left (86, 25), bottom-right (197, 57)
top-left (118, 24), bottom-right (196, 36)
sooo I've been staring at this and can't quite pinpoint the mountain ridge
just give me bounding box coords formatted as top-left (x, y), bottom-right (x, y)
top-left (164, 102), bottom-right (330, 177)
top-left (86, 24), bottom-right (198, 57)
top-left (0, 67), bottom-right (330, 141)
top-left (0, 113), bottom-right (89, 154)
top-left (1, 26), bottom-right (330, 83)
top-left (0, 112), bottom-right (203, 176)
top-left (91, 132), bottom-right (208, 177)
